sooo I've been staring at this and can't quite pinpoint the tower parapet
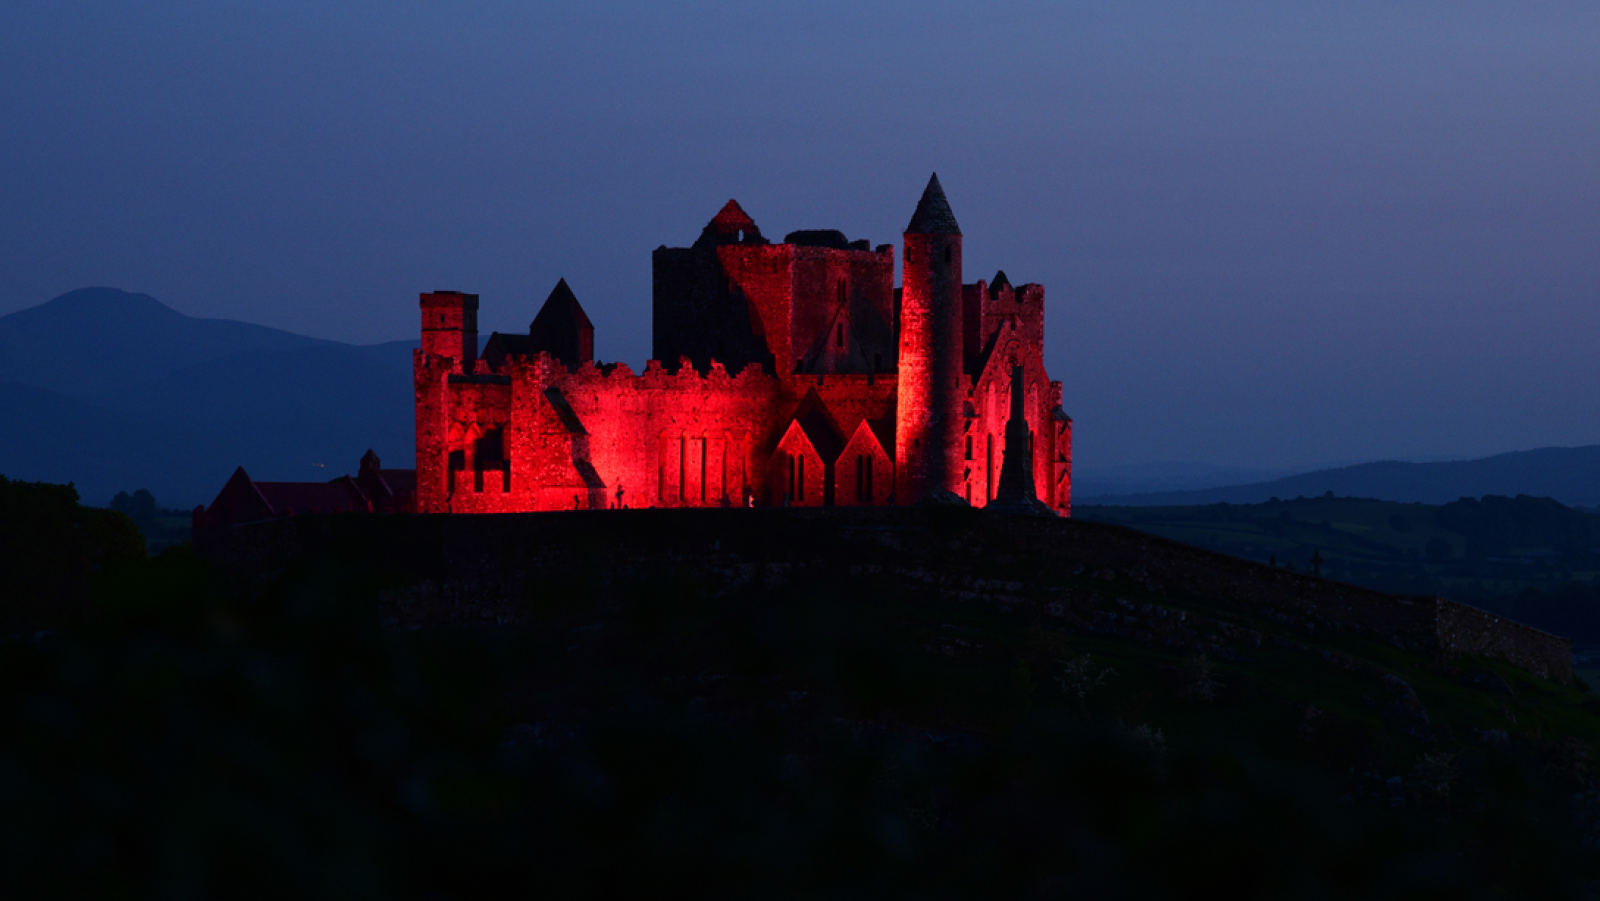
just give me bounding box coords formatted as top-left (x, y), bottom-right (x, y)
top-left (420, 291), bottom-right (479, 372)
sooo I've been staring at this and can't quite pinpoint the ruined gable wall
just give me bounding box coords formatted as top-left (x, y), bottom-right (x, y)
top-left (981, 282), bottom-right (1044, 355)
top-left (966, 330), bottom-right (1058, 510)
top-left (836, 423), bottom-right (894, 507)
top-left (773, 421), bottom-right (828, 507)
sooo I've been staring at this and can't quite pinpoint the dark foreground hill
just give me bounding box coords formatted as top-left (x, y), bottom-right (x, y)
top-left (0, 288), bottom-right (415, 508)
top-left (8, 483), bottom-right (1600, 896)
top-left (1080, 446), bottom-right (1600, 508)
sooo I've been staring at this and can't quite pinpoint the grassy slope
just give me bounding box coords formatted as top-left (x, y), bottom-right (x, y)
top-left (7, 504), bottom-right (1600, 896)
top-left (1079, 496), bottom-right (1600, 644)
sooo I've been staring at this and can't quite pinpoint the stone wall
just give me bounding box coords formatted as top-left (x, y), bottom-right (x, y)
top-left (1436, 598), bottom-right (1573, 682)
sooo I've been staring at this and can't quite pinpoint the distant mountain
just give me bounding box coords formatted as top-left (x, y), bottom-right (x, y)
top-left (1072, 461), bottom-right (1296, 497)
top-left (1078, 446), bottom-right (1600, 508)
top-left (0, 288), bottom-right (338, 398)
top-left (0, 289), bottom-right (416, 508)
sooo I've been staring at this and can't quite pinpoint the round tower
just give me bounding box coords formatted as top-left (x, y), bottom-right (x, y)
top-left (896, 173), bottom-right (964, 502)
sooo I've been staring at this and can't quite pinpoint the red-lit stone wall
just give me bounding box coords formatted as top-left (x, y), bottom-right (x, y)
top-left (786, 246), bottom-right (896, 374)
top-left (956, 278), bottom-right (1067, 514)
top-left (556, 358), bottom-right (779, 509)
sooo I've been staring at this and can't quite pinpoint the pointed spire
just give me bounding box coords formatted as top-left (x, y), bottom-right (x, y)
top-left (533, 279), bottom-right (592, 329)
top-left (905, 172), bottom-right (961, 236)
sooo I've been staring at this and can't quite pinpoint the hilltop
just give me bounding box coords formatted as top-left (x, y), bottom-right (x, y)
top-left (176, 504), bottom-right (1599, 894)
top-left (6, 485), bottom-right (1600, 895)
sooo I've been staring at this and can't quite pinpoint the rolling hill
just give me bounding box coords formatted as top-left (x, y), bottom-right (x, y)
top-left (0, 289), bottom-right (416, 508)
top-left (1078, 447), bottom-right (1600, 509)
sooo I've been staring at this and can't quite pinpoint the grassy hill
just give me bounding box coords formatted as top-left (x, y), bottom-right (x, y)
top-left (8, 486), bottom-right (1600, 895)
top-left (1078, 495), bottom-right (1600, 653)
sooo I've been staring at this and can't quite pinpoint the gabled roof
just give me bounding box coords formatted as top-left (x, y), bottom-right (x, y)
top-left (845, 419), bottom-right (892, 460)
top-left (254, 479), bottom-right (368, 516)
top-left (524, 279), bottom-right (595, 369)
top-left (206, 466), bottom-right (276, 524)
top-left (905, 172), bottom-right (961, 236)
top-left (988, 270), bottom-right (1011, 297)
top-left (531, 278), bottom-right (593, 333)
top-left (868, 417), bottom-right (896, 457)
top-left (786, 388), bottom-right (846, 462)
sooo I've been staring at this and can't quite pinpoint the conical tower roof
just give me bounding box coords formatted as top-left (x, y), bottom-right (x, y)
top-left (528, 278), bottom-right (594, 368)
top-left (905, 172), bottom-right (961, 236)
top-left (530, 278), bottom-right (593, 334)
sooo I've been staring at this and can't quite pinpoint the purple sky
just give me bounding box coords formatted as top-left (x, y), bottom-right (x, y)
top-left (3, 2), bottom-right (1597, 473)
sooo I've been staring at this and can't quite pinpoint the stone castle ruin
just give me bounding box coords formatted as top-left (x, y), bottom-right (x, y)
top-left (412, 174), bottom-right (1071, 513)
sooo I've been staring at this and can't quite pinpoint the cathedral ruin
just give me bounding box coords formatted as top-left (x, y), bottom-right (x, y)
top-left (412, 174), bottom-right (1071, 513)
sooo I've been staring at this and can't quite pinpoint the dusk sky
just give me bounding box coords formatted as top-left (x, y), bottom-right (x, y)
top-left (3, 2), bottom-right (1597, 475)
